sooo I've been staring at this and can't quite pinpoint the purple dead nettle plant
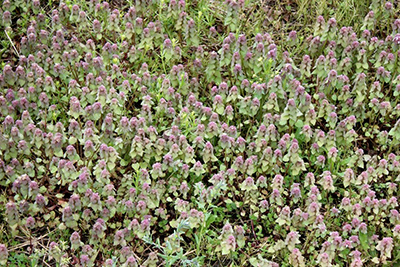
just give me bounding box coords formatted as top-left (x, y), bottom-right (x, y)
top-left (2, 0), bottom-right (400, 265)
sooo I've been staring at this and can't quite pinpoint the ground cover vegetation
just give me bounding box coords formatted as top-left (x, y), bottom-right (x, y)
top-left (1, 0), bottom-right (400, 266)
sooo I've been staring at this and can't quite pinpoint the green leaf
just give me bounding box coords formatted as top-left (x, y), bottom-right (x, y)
top-left (43, 214), bottom-right (51, 221)
top-left (121, 159), bottom-right (129, 166)
top-left (249, 257), bottom-right (258, 266)
top-left (267, 246), bottom-right (275, 253)
top-left (132, 163), bottom-right (140, 170)
top-left (359, 232), bottom-right (369, 251)
top-left (371, 257), bottom-right (379, 264)
top-left (216, 105), bottom-right (225, 115)
top-left (295, 119), bottom-right (304, 128)
top-left (221, 244), bottom-right (231, 255)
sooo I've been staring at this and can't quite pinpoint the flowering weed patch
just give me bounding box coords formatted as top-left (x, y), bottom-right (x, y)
top-left (1, 0), bottom-right (400, 266)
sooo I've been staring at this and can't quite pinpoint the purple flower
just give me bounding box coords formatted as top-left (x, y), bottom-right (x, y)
top-left (376, 237), bottom-right (393, 258)
top-left (289, 248), bottom-right (305, 267)
top-left (317, 252), bottom-right (331, 266)
top-left (26, 216), bottom-right (35, 229)
top-left (385, 1), bottom-right (393, 10)
top-left (70, 231), bottom-right (82, 250)
top-left (125, 256), bottom-right (137, 266)
top-left (285, 231), bottom-right (300, 251)
top-left (80, 254), bottom-right (90, 266)
top-left (0, 244), bottom-right (8, 263)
